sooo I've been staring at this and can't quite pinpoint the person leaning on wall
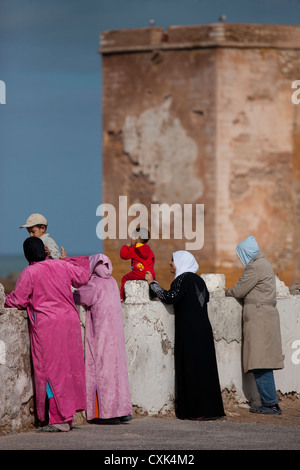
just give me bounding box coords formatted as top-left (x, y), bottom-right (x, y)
top-left (146, 250), bottom-right (225, 421)
top-left (4, 237), bottom-right (91, 432)
top-left (225, 236), bottom-right (284, 415)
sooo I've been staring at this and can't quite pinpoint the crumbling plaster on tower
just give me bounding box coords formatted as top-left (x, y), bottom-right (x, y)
top-left (122, 96), bottom-right (203, 203)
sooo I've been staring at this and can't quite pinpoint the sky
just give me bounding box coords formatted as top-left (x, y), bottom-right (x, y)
top-left (1, 0), bottom-right (300, 257)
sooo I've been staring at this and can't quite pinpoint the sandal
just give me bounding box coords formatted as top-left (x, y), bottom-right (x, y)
top-left (37, 423), bottom-right (71, 432)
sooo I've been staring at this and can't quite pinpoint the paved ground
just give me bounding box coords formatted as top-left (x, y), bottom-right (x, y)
top-left (0, 398), bottom-right (299, 453)
top-left (0, 411), bottom-right (299, 453)
top-left (0, 416), bottom-right (299, 452)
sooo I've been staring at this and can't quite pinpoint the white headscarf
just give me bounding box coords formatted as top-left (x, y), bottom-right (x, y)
top-left (173, 250), bottom-right (199, 279)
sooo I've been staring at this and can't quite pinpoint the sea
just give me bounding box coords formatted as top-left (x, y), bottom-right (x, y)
top-left (0, 252), bottom-right (93, 278)
top-left (0, 254), bottom-right (27, 278)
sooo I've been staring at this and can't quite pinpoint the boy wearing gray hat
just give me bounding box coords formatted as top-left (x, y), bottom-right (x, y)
top-left (20, 213), bottom-right (61, 259)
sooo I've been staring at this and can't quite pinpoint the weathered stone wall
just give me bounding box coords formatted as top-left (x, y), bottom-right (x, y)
top-left (101, 26), bottom-right (218, 289)
top-left (0, 284), bottom-right (34, 433)
top-left (1, 276), bottom-right (299, 432)
top-left (122, 281), bottom-right (175, 415)
top-left (123, 277), bottom-right (300, 415)
top-left (100, 23), bottom-right (300, 290)
top-left (215, 45), bottom-right (300, 285)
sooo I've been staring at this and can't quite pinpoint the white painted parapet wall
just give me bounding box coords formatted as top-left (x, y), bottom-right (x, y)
top-left (122, 275), bottom-right (300, 415)
top-left (0, 274), bottom-right (300, 432)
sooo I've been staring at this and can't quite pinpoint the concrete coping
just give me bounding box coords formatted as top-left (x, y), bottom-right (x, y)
top-left (124, 273), bottom-right (292, 304)
top-left (124, 273), bottom-right (227, 304)
top-left (0, 272), bottom-right (292, 310)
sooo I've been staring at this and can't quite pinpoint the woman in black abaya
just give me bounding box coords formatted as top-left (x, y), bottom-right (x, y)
top-left (145, 251), bottom-right (225, 421)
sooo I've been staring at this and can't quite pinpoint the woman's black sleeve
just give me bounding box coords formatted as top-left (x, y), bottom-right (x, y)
top-left (149, 274), bottom-right (187, 304)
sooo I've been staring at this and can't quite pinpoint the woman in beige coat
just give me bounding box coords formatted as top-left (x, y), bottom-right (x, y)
top-left (225, 236), bottom-right (284, 415)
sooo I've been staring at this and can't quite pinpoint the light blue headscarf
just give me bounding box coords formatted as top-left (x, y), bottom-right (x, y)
top-left (236, 236), bottom-right (260, 267)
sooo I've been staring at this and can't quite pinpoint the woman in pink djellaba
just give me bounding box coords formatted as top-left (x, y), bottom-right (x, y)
top-left (73, 253), bottom-right (132, 424)
top-left (5, 237), bottom-right (90, 432)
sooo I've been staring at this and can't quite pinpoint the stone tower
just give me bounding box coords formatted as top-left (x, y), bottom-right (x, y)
top-left (99, 23), bottom-right (300, 289)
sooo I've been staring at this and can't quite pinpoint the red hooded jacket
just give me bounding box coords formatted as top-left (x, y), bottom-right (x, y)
top-left (120, 243), bottom-right (156, 278)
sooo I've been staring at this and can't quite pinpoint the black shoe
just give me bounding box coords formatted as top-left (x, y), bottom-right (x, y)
top-left (120, 415), bottom-right (132, 423)
top-left (188, 415), bottom-right (226, 421)
top-left (250, 404), bottom-right (282, 415)
top-left (91, 418), bottom-right (121, 424)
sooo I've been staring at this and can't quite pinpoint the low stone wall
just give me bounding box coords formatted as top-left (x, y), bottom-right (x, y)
top-left (0, 275), bottom-right (300, 433)
top-left (0, 284), bottom-right (34, 433)
top-left (123, 275), bottom-right (300, 415)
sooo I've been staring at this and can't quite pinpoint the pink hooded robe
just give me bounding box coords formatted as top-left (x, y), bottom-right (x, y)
top-left (5, 256), bottom-right (90, 422)
top-left (73, 254), bottom-right (132, 420)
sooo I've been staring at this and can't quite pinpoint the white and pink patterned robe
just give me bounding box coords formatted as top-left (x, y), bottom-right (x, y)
top-left (73, 254), bottom-right (132, 420)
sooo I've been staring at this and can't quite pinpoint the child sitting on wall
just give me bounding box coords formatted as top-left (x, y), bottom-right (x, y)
top-left (120, 228), bottom-right (156, 301)
top-left (20, 213), bottom-right (61, 259)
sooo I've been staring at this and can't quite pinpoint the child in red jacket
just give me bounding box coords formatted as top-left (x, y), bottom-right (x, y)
top-left (120, 228), bottom-right (156, 301)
